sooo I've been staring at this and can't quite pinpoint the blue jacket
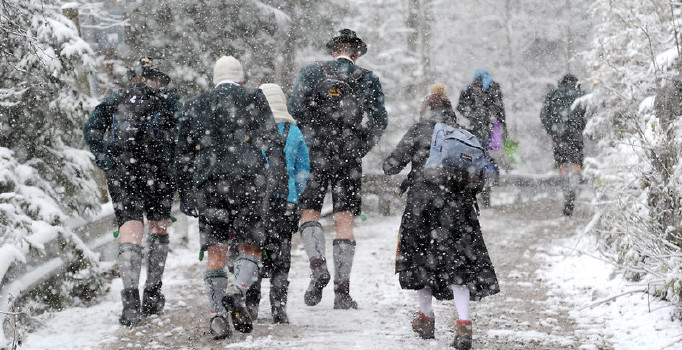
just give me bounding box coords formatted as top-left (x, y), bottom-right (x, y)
top-left (277, 122), bottom-right (310, 204)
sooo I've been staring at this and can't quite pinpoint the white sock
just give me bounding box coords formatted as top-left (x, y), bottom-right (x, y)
top-left (451, 284), bottom-right (470, 320)
top-left (417, 287), bottom-right (433, 317)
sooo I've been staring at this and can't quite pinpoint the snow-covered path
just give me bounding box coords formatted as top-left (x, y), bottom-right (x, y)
top-left (20, 185), bottom-right (682, 349)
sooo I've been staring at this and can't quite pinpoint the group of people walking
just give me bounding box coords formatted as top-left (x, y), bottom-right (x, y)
top-left (83, 28), bottom-right (587, 349)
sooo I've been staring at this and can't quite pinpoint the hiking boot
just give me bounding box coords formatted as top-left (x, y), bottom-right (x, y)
top-left (272, 305), bottom-right (289, 324)
top-left (222, 286), bottom-right (253, 333)
top-left (119, 288), bottom-right (141, 327)
top-left (333, 281), bottom-right (358, 309)
top-left (141, 283), bottom-right (165, 316)
top-left (451, 320), bottom-right (472, 349)
top-left (209, 314), bottom-right (231, 340)
top-left (563, 191), bottom-right (576, 216)
top-left (304, 260), bottom-right (330, 306)
top-left (412, 311), bottom-right (435, 339)
top-left (333, 293), bottom-right (358, 309)
top-left (245, 283), bottom-right (261, 321)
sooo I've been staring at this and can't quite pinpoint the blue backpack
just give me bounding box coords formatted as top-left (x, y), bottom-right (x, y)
top-left (424, 122), bottom-right (491, 187)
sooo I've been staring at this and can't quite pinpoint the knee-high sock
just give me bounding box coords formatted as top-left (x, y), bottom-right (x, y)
top-left (119, 243), bottom-right (142, 290)
top-left (451, 284), bottom-right (471, 320)
top-left (417, 287), bottom-right (433, 317)
top-left (146, 234), bottom-right (169, 289)
top-left (333, 239), bottom-right (356, 285)
top-left (300, 221), bottom-right (326, 263)
top-left (204, 269), bottom-right (228, 315)
top-left (233, 254), bottom-right (261, 290)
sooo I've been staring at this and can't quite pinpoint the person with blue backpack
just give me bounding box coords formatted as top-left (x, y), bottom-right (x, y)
top-left (83, 57), bottom-right (181, 327)
top-left (238, 83), bottom-right (310, 324)
top-left (383, 84), bottom-right (499, 349)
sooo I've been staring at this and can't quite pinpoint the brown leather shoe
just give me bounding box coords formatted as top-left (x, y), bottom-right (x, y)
top-left (411, 311), bottom-right (435, 339)
top-left (451, 319), bottom-right (472, 349)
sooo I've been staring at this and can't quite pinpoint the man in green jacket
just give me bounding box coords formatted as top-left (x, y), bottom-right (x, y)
top-left (83, 57), bottom-right (181, 327)
top-left (175, 56), bottom-right (287, 339)
top-left (288, 29), bottom-right (388, 309)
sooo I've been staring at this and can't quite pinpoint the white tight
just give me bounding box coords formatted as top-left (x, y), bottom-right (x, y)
top-left (416, 285), bottom-right (471, 320)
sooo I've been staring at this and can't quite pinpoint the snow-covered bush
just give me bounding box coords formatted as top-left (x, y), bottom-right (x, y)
top-left (0, 0), bottom-right (105, 344)
top-left (584, 0), bottom-right (682, 307)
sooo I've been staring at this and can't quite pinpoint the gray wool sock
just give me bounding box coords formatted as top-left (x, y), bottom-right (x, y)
top-left (233, 254), bottom-right (261, 290)
top-left (300, 221), bottom-right (326, 262)
top-left (333, 239), bottom-right (356, 284)
top-left (119, 243), bottom-right (142, 290)
top-left (204, 269), bottom-right (228, 315)
top-left (145, 234), bottom-right (169, 289)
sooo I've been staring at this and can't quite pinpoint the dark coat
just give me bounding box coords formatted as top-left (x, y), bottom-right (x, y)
top-left (175, 83), bottom-right (287, 204)
top-left (540, 83), bottom-right (587, 164)
top-left (383, 108), bottom-right (500, 301)
top-left (456, 81), bottom-right (506, 145)
top-left (83, 84), bottom-right (181, 171)
top-left (287, 57), bottom-right (388, 168)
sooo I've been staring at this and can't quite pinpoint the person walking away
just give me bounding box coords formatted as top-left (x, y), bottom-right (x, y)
top-left (456, 69), bottom-right (506, 207)
top-left (83, 57), bottom-right (181, 327)
top-left (383, 84), bottom-right (500, 349)
top-left (175, 56), bottom-right (288, 339)
top-left (540, 74), bottom-right (587, 216)
top-left (240, 83), bottom-right (310, 324)
top-left (287, 29), bottom-right (388, 309)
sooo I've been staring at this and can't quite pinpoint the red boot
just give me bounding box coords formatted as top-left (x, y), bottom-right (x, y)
top-left (452, 319), bottom-right (472, 349)
top-left (411, 311), bottom-right (435, 339)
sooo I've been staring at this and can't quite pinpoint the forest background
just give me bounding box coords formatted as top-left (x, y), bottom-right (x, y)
top-left (1, 0), bottom-right (681, 344)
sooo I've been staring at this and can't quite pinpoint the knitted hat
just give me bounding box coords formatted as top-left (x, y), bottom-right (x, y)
top-left (259, 83), bottom-right (296, 124)
top-left (420, 83), bottom-right (453, 116)
top-left (213, 56), bottom-right (244, 85)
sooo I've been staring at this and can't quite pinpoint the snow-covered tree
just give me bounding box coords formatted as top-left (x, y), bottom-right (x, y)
top-left (0, 0), bottom-right (104, 344)
top-left (584, 0), bottom-right (682, 306)
top-left (122, 0), bottom-right (341, 98)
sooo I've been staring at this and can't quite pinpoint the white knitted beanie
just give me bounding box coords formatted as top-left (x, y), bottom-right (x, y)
top-left (259, 83), bottom-right (296, 124)
top-left (213, 56), bottom-right (244, 85)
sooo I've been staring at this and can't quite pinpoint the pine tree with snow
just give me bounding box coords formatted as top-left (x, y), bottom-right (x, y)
top-left (0, 0), bottom-right (105, 345)
top-left (584, 0), bottom-right (682, 307)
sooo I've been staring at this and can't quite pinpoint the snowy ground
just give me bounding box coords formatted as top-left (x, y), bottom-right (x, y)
top-left (18, 185), bottom-right (682, 350)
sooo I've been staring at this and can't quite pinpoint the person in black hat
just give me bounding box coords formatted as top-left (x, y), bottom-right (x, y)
top-left (287, 28), bottom-right (388, 310)
top-left (83, 57), bottom-right (181, 327)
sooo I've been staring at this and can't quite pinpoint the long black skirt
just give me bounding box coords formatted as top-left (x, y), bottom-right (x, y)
top-left (396, 182), bottom-right (500, 301)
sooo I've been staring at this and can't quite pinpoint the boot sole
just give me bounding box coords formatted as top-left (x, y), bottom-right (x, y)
top-left (210, 315), bottom-right (232, 340)
top-left (304, 271), bottom-right (330, 306)
top-left (222, 295), bottom-right (253, 333)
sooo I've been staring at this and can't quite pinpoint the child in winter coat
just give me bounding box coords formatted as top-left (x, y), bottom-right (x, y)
top-left (239, 83), bottom-right (310, 324)
top-left (383, 83), bottom-right (500, 349)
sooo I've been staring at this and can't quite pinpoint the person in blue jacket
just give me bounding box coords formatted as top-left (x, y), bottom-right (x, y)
top-left (237, 83), bottom-right (310, 324)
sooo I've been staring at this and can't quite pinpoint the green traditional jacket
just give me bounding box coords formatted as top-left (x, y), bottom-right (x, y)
top-left (287, 57), bottom-right (388, 158)
top-left (175, 83), bottom-right (286, 192)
